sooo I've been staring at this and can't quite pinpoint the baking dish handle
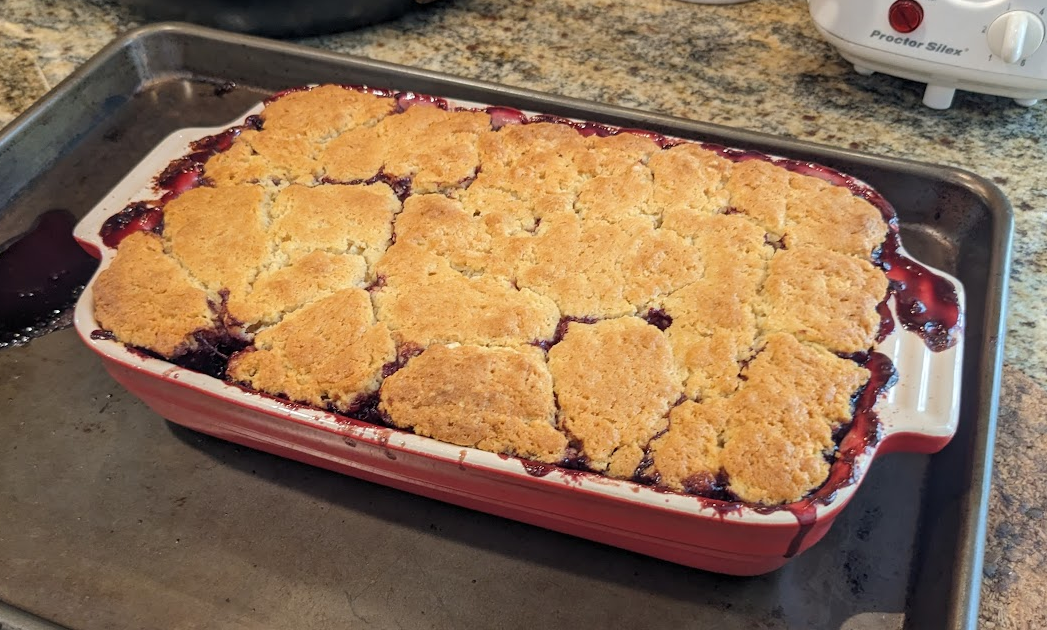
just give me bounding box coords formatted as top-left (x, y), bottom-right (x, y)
top-left (874, 293), bottom-right (965, 456)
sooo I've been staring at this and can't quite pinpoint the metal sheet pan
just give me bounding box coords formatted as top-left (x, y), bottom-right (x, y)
top-left (0, 23), bottom-right (1011, 630)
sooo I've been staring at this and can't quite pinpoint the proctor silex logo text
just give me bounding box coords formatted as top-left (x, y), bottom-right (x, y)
top-left (869, 30), bottom-right (965, 56)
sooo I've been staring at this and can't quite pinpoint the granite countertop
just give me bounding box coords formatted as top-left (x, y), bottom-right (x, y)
top-left (1, 0), bottom-right (1044, 627)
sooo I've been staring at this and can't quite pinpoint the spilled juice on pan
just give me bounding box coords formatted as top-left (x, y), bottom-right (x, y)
top-left (0, 209), bottom-right (99, 348)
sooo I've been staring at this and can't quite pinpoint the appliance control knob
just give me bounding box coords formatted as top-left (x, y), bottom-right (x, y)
top-left (987, 11), bottom-right (1046, 63)
top-left (888, 0), bottom-right (924, 34)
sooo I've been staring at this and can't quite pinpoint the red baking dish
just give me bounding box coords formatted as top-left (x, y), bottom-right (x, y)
top-left (71, 97), bottom-right (966, 576)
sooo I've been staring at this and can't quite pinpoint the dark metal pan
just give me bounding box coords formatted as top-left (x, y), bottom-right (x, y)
top-left (112, 0), bottom-right (434, 37)
top-left (0, 23), bottom-right (1010, 630)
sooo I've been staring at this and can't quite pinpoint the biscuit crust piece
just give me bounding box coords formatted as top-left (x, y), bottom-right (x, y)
top-left (724, 158), bottom-right (792, 237)
top-left (269, 182), bottom-right (399, 269)
top-left (785, 184), bottom-right (887, 258)
top-left (161, 184), bottom-right (270, 300)
top-left (207, 85), bottom-right (397, 186)
top-left (321, 103), bottom-right (490, 192)
top-left (377, 104), bottom-right (491, 193)
top-left (760, 248), bottom-right (889, 354)
top-left (374, 241), bottom-right (560, 349)
top-left (516, 212), bottom-right (703, 318)
top-left (92, 231), bottom-right (214, 358)
top-left (474, 122), bottom-right (589, 201)
top-left (227, 288), bottom-right (395, 411)
top-left (393, 193), bottom-right (501, 277)
top-left (548, 318), bottom-right (683, 478)
top-left (260, 85), bottom-right (395, 142)
top-left (661, 214), bottom-right (772, 399)
top-left (227, 250), bottom-right (367, 329)
top-left (380, 344), bottom-right (567, 462)
top-left (650, 143), bottom-right (733, 228)
top-left (645, 399), bottom-right (729, 494)
top-left (649, 333), bottom-right (869, 504)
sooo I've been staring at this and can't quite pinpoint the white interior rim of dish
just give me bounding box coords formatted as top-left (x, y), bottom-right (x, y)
top-left (72, 94), bottom-right (966, 526)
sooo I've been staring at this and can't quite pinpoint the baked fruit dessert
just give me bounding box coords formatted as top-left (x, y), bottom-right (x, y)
top-left (91, 84), bottom-right (898, 506)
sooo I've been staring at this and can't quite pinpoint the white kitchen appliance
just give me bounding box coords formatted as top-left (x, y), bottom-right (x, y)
top-left (809, 0), bottom-right (1047, 109)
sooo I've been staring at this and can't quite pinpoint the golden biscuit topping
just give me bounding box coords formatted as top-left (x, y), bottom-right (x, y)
top-left (374, 241), bottom-right (561, 349)
top-left (207, 85), bottom-right (397, 186)
top-left (759, 248), bottom-right (889, 354)
top-left (650, 143), bottom-right (733, 227)
top-left (269, 182), bottom-right (398, 269)
top-left (227, 288), bottom-right (395, 412)
top-left (93, 231), bottom-right (214, 358)
top-left (227, 250), bottom-right (368, 329)
top-left (516, 212), bottom-right (703, 318)
top-left (95, 85), bottom-right (894, 505)
top-left (320, 103), bottom-right (490, 192)
top-left (548, 318), bottom-right (683, 478)
top-left (380, 344), bottom-right (567, 462)
top-left (161, 184), bottom-right (270, 300)
top-left (648, 333), bottom-right (869, 504)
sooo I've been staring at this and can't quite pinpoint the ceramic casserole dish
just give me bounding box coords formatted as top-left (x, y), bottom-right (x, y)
top-left (71, 89), bottom-right (965, 576)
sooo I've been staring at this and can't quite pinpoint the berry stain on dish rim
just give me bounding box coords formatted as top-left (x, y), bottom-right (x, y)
top-left (87, 84), bottom-right (964, 557)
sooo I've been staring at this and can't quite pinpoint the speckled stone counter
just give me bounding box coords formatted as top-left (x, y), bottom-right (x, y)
top-left (1, 0), bottom-right (1044, 628)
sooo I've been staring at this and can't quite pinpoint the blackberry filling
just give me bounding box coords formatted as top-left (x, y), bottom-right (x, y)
top-left (641, 308), bottom-right (673, 331)
top-left (100, 202), bottom-right (163, 248)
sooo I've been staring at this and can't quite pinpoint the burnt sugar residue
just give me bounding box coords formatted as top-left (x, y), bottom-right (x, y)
top-left (213, 81), bottom-right (237, 97)
top-left (1, 209), bottom-right (99, 348)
